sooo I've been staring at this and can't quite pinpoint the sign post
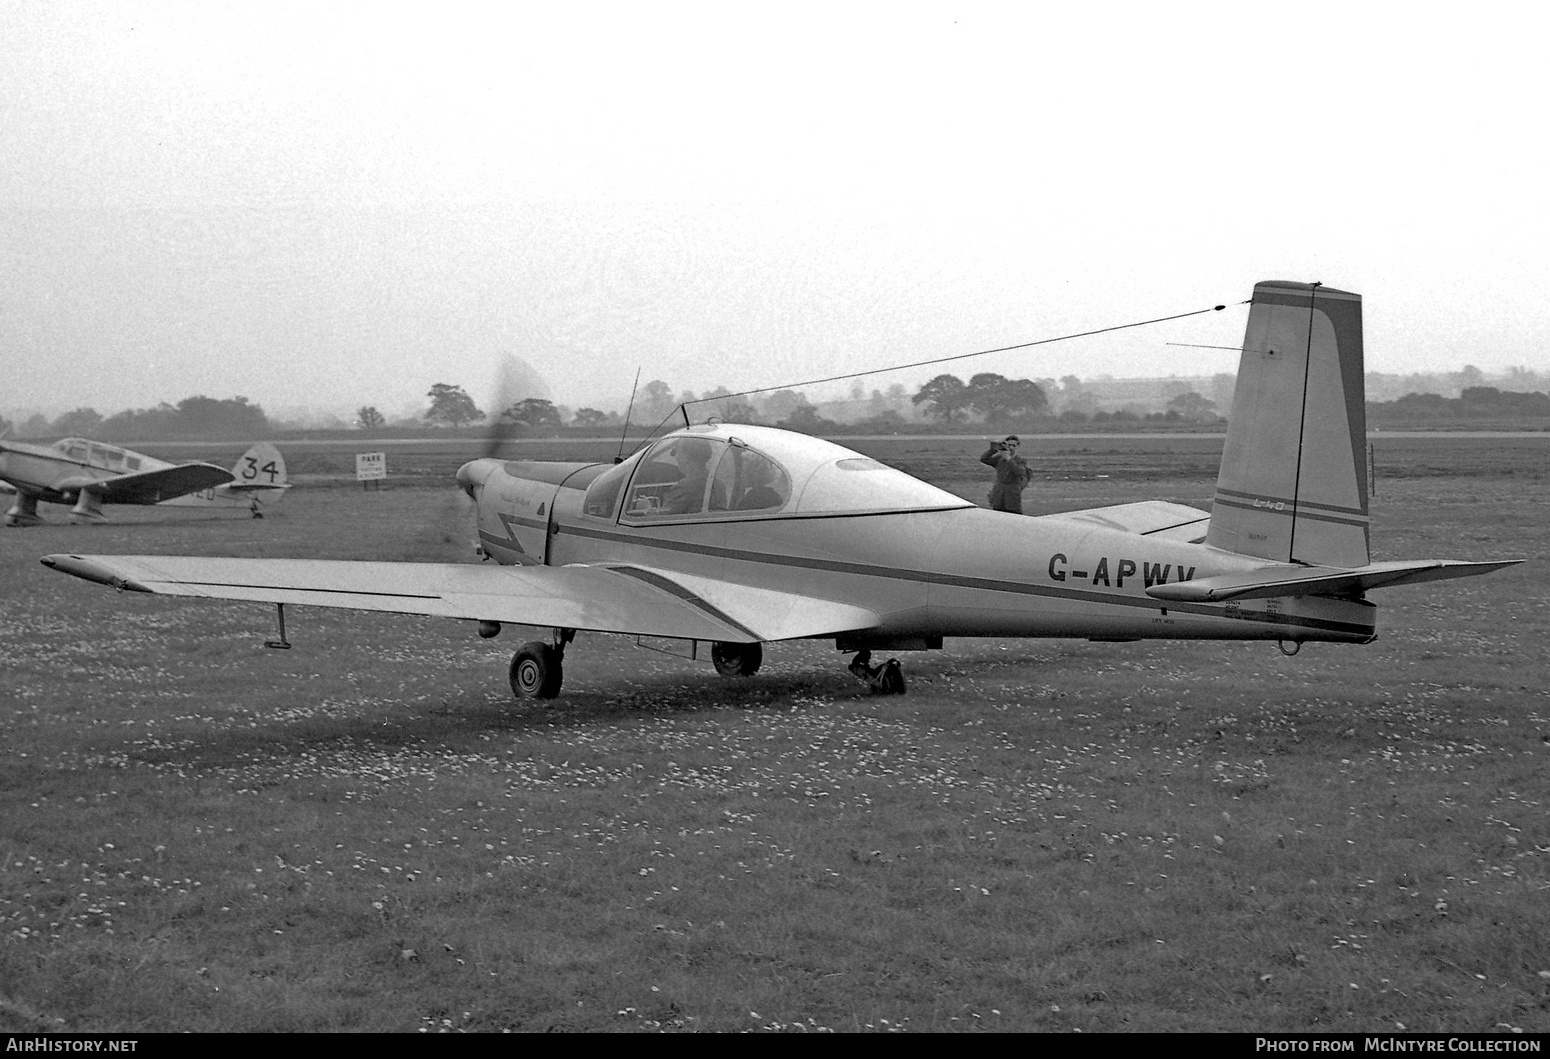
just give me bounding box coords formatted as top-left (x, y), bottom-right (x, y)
top-left (355, 451), bottom-right (387, 492)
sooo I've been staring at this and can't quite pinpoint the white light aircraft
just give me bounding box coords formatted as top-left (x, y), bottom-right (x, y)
top-left (41, 282), bottom-right (1519, 698)
top-left (2, 439), bottom-right (288, 526)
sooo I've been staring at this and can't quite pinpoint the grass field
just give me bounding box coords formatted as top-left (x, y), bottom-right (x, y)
top-left (1, 434), bottom-right (1545, 1032)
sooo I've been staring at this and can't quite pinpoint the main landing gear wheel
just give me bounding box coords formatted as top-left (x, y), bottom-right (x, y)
top-left (5, 494), bottom-right (42, 527)
top-left (848, 650), bottom-right (907, 696)
top-left (510, 641), bottom-right (564, 699)
top-left (711, 641), bottom-right (763, 677)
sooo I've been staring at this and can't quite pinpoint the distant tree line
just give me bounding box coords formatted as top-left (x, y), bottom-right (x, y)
top-left (19, 376), bottom-right (1534, 446)
top-left (13, 396), bottom-right (271, 441)
top-left (1365, 365), bottom-right (1550, 403)
top-left (1369, 386), bottom-right (1550, 424)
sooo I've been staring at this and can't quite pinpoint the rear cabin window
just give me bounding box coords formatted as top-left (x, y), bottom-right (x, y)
top-left (710, 445), bottom-right (790, 512)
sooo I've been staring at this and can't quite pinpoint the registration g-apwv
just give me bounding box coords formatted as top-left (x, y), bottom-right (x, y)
top-left (42, 282), bottom-right (1520, 698)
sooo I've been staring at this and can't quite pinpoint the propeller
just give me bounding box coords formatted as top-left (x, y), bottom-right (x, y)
top-left (426, 354), bottom-right (533, 562)
top-left (480, 355), bottom-right (529, 460)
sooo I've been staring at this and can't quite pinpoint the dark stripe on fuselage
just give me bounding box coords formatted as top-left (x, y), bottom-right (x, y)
top-left (554, 517), bottom-right (1374, 638)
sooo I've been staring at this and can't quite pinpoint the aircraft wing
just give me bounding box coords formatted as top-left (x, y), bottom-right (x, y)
top-left (57, 463), bottom-right (236, 505)
top-left (1145, 558), bottom-right (1524, 603)
top-left (1050, 501), bottom-right (1210, 542)
top-left (39, 554), bottom-right (881, 645)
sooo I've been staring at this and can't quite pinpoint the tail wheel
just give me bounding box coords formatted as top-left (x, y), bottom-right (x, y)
top-left (711, 641), bottom-right (763, 677)
top-left (510, 642), bottom-right (564, 699)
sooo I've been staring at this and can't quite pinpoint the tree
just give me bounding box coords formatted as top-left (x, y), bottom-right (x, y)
top-left (966, 373), bottom-right (1012, 420)
top-left (502, 398), bottom-right (562, 430)
top-left (912, 374), bottom-right (971, 423)
top-left (1451, 364), bottom-right (1486, 393)
top-left (51, 407), bottom-right (104, 437)
top-left (101, 403), bottom-right (177, 441)
top-left (759, 390), bottom-right (809, 423)
top-left (779, 404), bottom-right (836, 432)
top-left (573, 407), bottom-right (611, 429)
top-left (1166, 391), bottom-right (1219, 422)
top-left (425, 383), bottom-right (484, 428)
top-left (174, 396), bottom-right (269, 437)
top-left (721, 400), bottom-right (760, 423)
top-left (966, 373), bottom-right (1047, 424)
top-left (357, 406), bottom-right (385, 430)
top-left (635, 380), bottom-right (676, 424)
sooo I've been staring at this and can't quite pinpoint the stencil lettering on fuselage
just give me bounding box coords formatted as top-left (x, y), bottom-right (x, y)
top-left (1046, 553), bottom-right (1196, 588)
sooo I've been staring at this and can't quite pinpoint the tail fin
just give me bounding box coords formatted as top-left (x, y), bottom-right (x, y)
top-left (1206, 281), bottom-right (1369, 568)
top-left (229, 442), bottom-right (289, 493)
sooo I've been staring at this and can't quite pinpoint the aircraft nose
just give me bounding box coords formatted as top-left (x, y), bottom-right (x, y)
top-left (455, 459), bottom-right (499, 499)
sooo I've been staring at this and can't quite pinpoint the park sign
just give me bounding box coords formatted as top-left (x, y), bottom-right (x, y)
top-left (355, 452), bottom-right (387, 481)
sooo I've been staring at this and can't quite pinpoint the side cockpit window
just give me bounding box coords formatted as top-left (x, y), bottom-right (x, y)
top-left (623, 437), bottom-right (725, 518)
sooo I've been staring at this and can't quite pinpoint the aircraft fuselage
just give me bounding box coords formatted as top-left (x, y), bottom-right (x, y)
top-left (466, 457), bottom-right (1376, 648)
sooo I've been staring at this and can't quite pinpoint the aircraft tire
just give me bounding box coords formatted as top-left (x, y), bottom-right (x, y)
top-left (711, 641), bottom-right (763, 677)
top-left (510, 642), bottom-right (564, 699)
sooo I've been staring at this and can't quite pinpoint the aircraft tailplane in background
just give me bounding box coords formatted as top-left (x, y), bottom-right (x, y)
top-left (159, 442), bottom-right (289, 516)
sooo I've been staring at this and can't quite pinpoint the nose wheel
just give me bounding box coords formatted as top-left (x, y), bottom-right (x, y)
top-left (848, 650), bottom-right (906, 696)
top-left (711, 641), bottom-right (763, 677)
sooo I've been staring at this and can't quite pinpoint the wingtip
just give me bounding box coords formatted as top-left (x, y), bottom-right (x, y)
top-left (40, 554), bottom-right (151, 592)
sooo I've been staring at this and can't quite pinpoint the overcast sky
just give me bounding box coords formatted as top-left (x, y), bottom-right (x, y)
top-left (3, 1), bottom-right (1547, 422)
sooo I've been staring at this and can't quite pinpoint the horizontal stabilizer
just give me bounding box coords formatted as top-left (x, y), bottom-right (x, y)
top-left (223, 482), bottom-right (292, 493)
top-left (39, 554), bottom-right (881, 644)
top-left (1145, 558), bottom-right (1524, 603)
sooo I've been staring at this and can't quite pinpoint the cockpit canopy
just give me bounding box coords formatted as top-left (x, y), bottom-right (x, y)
top-left (582, 424), bottom-right (972, 523)
top-left (52, 438), bottom-right (147, 473)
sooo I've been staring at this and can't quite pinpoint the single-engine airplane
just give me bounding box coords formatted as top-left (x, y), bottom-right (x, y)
top-left (2, 438), bottom-right (288, 526)
top-left (42, 282), bottom-right (1519, 698)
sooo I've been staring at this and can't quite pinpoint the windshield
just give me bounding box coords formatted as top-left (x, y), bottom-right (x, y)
top-left (587, 425), bottom-right (969, 524)
top-left (581, 451), bottom-right (642, 521)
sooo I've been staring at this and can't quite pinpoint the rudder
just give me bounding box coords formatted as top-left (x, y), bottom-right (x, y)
top-left (1207, 281), bottom-right (1369, 567)
top-left (232, 442), bottom-right (288, 491)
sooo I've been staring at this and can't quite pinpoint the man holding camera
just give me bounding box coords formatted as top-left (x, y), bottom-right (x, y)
top-left (980, 435), bottom-right (1031, 514)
